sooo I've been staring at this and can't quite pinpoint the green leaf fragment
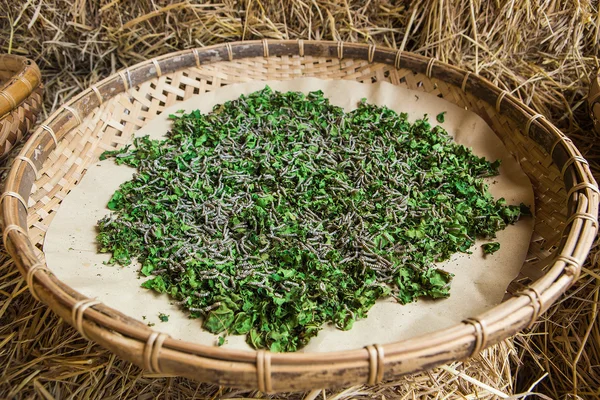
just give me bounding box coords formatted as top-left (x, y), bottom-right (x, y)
top-left (203, 304), bottom-right (235, 333)
top-left (158, 312), bottom-right (169, 322)
top-left (482, 242), bottom-right (501, 255)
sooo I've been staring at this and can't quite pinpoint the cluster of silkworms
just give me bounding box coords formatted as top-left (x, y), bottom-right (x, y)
top-left (97, 87), bottom-right (522, 351)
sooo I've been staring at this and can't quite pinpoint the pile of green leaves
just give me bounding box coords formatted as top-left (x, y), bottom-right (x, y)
top-left (97, 87), bottom-right (527, 352)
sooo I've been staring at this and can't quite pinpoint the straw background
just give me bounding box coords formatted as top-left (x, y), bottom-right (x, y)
top-left (0, 1), bottom-right (598, 398)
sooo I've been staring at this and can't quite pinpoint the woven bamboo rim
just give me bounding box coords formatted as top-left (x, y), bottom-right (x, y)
top-left (587, 69), bottom-right (600, 134)
top-left (1, 40), bottom-right (598, 392)
top-left (0, 54), bottom-right (43, 156)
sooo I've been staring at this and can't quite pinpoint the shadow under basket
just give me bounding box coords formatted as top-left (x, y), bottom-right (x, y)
top-left (1, 40), bottom-right (598, 393)
top-left (0, 54), bottom-right (43, 157)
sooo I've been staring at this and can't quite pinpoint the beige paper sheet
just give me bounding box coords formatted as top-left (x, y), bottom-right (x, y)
top-left (44, 78), bottom-right (534, 352)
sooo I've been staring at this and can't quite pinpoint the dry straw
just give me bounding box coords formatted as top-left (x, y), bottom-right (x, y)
top-left (0, 1), bottom-right (599, 398)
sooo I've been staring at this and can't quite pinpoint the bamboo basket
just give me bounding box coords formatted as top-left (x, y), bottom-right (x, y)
top-left (0, 54), bottom-right (43, 157)
top-left (1, 40), bottom-right (598, 393)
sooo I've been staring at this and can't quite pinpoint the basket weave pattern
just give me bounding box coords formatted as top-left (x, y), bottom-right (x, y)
top-left (0, 54), bottom-right (43, 156)
top-left (1, 41), bottom-right (597, 392)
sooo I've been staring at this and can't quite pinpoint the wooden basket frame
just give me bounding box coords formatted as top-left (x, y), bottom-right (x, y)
top-left (0, 54), bottom-right (43, 156)
top-left (1, 40), bottom-right (598, 392)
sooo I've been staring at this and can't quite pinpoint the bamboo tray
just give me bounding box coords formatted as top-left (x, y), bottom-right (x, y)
top-left (1, 40), bottom-right (598, 392)
top-left (0, 54), bottom-right (43, 157)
